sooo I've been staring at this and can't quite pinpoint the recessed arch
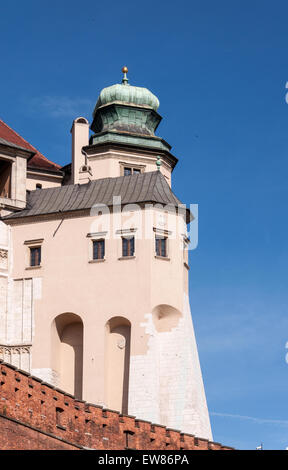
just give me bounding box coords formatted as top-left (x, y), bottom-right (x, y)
top-left (105, 316), bottom-right (131, 414)
top-left (152, 304), bottom-right (182, 332)
top-left (51, 313), bottom-right (83, 399)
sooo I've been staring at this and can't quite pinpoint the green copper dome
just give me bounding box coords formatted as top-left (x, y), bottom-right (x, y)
top-left (93, 83), bottom-right (160, 115)
top-left (90, 68), bottom-right (171, 153)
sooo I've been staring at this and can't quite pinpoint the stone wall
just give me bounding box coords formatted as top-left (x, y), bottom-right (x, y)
top-left (0, 220), bottom-right (36, 373)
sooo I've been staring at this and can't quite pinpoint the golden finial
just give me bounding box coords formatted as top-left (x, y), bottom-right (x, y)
top-left (122, 66), bottom-right (129, 85)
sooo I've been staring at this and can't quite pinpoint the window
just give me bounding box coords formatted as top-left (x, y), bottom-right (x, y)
top-left (93, 239), bottom-right (105, 260)
top-left (123, 166), bottom-right (142, 176)
top-left (122, 237), bottom-right (135, 257)
top-left (0, 159), bottom-right (12, 198)
top-left (155, 236), bottom-right (167, 257)
top-left (30, 247), bottom-right (41, 267)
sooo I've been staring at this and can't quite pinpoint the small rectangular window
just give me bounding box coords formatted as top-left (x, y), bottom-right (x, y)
top-left (30, 247), bottom-right (41, 266)
top-left (123, 166), bottom-right (142, 176)
top-left (155, 236), bottom-right (167, 257)
top-left (122, 236), bottom-right (135, 257)
top-left (93, 239), bottom-right (105, 260)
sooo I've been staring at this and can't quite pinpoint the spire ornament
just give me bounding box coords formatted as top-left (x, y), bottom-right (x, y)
top-left (156, 155), bottom-right (162, 171)
top-left (122, 66), bottom-right (129, 85)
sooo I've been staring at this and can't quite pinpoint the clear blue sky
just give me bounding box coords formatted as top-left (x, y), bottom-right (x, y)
top-left (1, 0), bottom-right (288, 450)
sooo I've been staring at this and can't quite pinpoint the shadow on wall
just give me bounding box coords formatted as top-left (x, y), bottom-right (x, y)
top-left (51, 313), bottom-right (83, 399)
top-left (152, 304), bottom-right (182, 333)
top-left (105, 316), bottom-right (131, 414)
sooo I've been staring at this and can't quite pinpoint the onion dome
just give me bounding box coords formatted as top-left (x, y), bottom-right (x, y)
top-left (91, 67), bottom-right (161, 137)
top-left (94, 82), bottom-right (160, 114)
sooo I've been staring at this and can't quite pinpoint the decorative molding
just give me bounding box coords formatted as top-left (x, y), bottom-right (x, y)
top-left (0, 249), bottom-right (8, 270)
top-left (153, 227), bottom-right (172, 236)
top-left (88, 259), bottom-right (106, 264)
top-left (0, 344), bottom-right (31, 361)
top-left (117, 338), bottom-right (126, 349)
top-left (86, 231), bottom-right (107, 238)
top-left (155, 256), bottom-right (170, 261)
top-left (0, 249), bottom-right (8, 259)
top-left (27, 170), bottom-right (63, 180)
top-left (24, 239), bottom-right (44, 245)
top-left (119, 161), bottom-right (145, 168)
top-left (116, 228), bottom-right (137, 235)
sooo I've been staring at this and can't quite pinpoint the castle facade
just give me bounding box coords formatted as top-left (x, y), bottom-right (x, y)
top-left (0, 69), bottom-right (212, 440)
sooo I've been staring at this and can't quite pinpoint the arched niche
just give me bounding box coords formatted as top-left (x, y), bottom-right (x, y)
top-left (74, 116), bottom-right (88, 124)
top-left (105, 316), bottom-right (131, 414)
top-left (152, 304), bottom-right (182, 332)
top-left (51, 313), bottom-right (83, 399)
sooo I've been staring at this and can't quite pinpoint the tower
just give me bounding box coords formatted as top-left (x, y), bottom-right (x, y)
top-left (0, 68), bottom-right (212, 440)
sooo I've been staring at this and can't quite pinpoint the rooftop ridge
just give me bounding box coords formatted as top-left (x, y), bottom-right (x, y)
top-left (0, 118), bottom-right (61, 172)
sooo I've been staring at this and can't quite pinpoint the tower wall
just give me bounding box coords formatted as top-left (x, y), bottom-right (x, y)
top-left (83, 147), bottom-right (173, 186)
top-left (128, 295), bottom-right (212, 439)
top-left (5, 205), bottom-right (212, 439)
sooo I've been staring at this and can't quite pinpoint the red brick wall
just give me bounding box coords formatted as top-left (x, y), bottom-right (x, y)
top-left (0, 360), bottom-right (233, 450)
top-left (0, 415), bottom-right (80, 450)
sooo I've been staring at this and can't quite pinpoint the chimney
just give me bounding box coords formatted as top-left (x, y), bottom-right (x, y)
top-left (71, 117), bottom-right (90, 184)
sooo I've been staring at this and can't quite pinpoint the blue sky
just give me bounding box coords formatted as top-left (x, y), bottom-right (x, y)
top-left (1, 0), bottom-right (288, 450)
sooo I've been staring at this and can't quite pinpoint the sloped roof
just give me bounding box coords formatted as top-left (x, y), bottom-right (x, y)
top-left (0, 119), bottom-right (61, 173)
top-left (3, 171), bottom-right (188, 220)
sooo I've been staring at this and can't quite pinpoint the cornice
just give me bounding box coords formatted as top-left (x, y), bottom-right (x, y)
top-left (83, 141), bottom-right (178, 169)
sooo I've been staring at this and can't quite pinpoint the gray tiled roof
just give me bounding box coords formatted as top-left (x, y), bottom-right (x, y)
top-left (0, 137), bottom-right (34, 153)
top-left (4, 171), bottom-right (185, 220)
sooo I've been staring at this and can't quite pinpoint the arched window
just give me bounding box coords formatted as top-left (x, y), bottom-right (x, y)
top-left (105, 317), bottom-right (131, 414)
top-left (51, 313), bottom-right (83, 399)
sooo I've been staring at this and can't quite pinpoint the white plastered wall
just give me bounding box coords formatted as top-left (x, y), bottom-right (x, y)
top-left (0, 219), bottom-right (42, 373)
top-left (128, 294), bottom-right (212, 441)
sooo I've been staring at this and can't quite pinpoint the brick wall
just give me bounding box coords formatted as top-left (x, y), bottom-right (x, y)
top-left (0, 360), bottom-right (233, 450)
top-left (0, 415), bottom-right (81, 450)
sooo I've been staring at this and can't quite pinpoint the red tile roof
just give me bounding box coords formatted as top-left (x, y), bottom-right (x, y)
top-left (0, 119), bottom-right (61, 172)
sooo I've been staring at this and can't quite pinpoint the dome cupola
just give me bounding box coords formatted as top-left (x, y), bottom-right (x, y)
top-left (94, 67), bottom-right (160, 113)
top-left (91, 67), bottom-right (162, 137)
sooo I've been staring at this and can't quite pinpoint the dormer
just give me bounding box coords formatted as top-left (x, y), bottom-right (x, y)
top-left (0, 119), bottom-right (63, 215)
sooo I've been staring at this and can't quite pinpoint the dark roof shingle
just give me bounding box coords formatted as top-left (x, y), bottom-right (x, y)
top-left (3, 171), bottom-right (186, 220)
